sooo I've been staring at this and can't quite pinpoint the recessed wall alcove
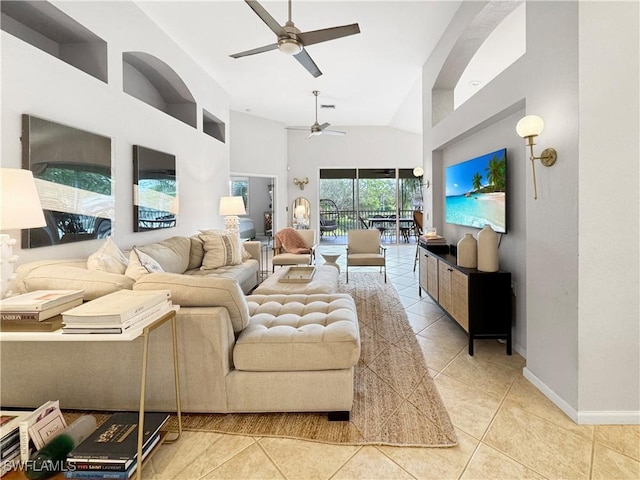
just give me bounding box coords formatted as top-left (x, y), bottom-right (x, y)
top-left (202, 109), bottom-right (226, 143)
top-left (0, 0), bottom-right (108, 83)
top-left (123, 51), bottom-right (197, 128)
top-left (432, 1), bottom-right (524, 125)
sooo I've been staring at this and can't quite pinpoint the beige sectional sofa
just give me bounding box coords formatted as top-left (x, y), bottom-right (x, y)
top-left (1, 234), bottom-right (361, 417)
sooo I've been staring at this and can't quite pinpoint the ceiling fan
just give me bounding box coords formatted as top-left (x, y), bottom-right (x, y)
top-left (229, 0), bottom-right (360, 78)
top-left (287, 91), bottom-right (346, 139)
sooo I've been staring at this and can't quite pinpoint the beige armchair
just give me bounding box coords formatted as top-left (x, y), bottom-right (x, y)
top-left (346, 229), bottom-right (387, 283)
top-left (272, 228), bottom-right (317, 272)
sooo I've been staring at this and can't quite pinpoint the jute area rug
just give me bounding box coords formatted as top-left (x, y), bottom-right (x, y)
top-left (171, 272), bottom-right (457, 447)
top-left (67, 273), bottom-right (457, 447)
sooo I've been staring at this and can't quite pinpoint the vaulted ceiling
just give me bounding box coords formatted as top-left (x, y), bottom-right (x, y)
top-left (136, 1), bottom-right (463, 133)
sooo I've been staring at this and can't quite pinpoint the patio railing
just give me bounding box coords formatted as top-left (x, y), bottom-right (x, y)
top-left (319, 209), bottom-right (416, 238)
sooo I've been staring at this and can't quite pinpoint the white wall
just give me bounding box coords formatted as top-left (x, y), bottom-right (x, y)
top-left (439, 110), bottom-right (527, 354)
top-left (423, 0), bottom-right (639, 423)
top-left (1, 1), bottom-right (231, 263)
top-left (577, 1), bottom-right (639, 420)
top-left (287, 126), bottom-right (422, 232)
top-left (229, 110), bottom-right (287, 234)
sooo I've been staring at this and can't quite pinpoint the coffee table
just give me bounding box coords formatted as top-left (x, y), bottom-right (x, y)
top-left (253, 265), bottom-right (339, 295)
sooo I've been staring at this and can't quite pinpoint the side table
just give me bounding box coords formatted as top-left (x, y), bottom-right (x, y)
top-left (321, 253), bottom-right (341, 273)
top-left (0, 309), bottom-right (182, 480)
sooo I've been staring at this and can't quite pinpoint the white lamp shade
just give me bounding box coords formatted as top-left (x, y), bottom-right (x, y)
top-left (219, 196), bottom-right (246, 216)
top-left (516, 115), bottom-right (545, 138)
top-left (1, 168), bottom-right (46, 230)
top-left (294, 205), bottom-right (306, 216)
top-left (413, 166), bottom-right (424, 177)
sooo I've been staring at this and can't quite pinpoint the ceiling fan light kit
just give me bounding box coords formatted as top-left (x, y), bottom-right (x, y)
top-left (230, 0), bottom-right (360, 78)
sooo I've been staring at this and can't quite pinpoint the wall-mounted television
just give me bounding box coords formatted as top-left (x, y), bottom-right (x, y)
top-left (445, 148), bottom-right (507, 233)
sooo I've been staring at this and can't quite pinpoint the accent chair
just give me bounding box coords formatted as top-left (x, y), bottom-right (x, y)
top-left (272, 228), bottom-right (317, 272)
top-left (346, 229), bottom-right (386, 283)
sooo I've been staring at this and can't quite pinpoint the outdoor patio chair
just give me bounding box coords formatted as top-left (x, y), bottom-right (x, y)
top-left (413, 210), bottom-right (424, 271)
top-left (346, 229), bottom-right (386, 283)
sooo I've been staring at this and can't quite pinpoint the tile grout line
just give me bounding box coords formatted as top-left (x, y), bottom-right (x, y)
top-left (472, 375), bottom-right (552, 480)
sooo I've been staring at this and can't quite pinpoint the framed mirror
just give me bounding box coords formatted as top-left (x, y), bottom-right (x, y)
top-left (292, 197), bottom-right (310, 229)
top-left (231, 176), bottom-right (249, 214)
top-left (133, 145), bottom-right (177, 231)
top-left (21, 114), bottom-right (113, 248)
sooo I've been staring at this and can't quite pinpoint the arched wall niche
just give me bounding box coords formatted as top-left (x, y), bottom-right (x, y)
top-left (122, 51), bottom-right (197, 128)
top-left (432, 0), bottom-right (524, 126)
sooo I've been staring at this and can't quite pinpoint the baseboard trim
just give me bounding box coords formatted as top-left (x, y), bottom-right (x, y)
top-left (523, 368), bottom-right (578, 422)
top-left (577, 410), bottom-right (640, 425)
top-left (523, 368), bottom-right (640, 425)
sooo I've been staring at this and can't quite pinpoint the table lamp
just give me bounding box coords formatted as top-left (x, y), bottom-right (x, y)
top-left (219, 196), bottom-right (246, 233)
top-left (1, 168), bottom-right (46, 297)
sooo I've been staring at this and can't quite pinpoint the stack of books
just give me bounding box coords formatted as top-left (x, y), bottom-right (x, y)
top-left (0, 290), bottom-right (84, 332)
top-left (421, 233), bottom-right (447, 245)
top-left (62, 290), bottom-right (172, 334)
top-left (0, 410), bottom-right (30, 476)
top-left (0, 400), bottom-right (66, 476)
top-left (65, 412), bottom-right (170, 479)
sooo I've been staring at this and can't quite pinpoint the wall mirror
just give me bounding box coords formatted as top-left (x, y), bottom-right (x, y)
top-left (231, 176), bottom-right (249, 214)
top-left (133, 145), bottom-right (177, 231)
top-left (21, 114), bottom-right (113, 248)
top-left (292, 197), bottom-right (310, 229)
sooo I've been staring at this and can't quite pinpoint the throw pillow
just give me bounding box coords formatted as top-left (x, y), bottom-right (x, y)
top-left (200, 232), bottom-right (243, 270)
top-left (125, 247), bottom-right (164, 281)
top-left (87, 237), bottom-right (129, 274)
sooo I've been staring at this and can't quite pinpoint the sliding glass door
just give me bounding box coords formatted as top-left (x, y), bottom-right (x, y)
top-left (319, 168), bottom-right (421, 243)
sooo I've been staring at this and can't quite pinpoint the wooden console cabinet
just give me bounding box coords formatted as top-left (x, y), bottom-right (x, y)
top-left (418, 245), bottom-right (512, 355)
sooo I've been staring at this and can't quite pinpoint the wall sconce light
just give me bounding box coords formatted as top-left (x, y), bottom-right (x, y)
top-left (293, 177), bottom-right (309, 190)
top-left (412, 166), bottom-right (430, 188)
top-left (516, 115), bottom-right (558, 200)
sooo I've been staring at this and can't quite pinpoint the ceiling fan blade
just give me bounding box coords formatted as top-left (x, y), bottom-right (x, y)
top-left (285, 127), bottom-right (310, 131)
top-left (298, 23), bottom-right (361, 47)
top-left (318, 122), bottom-right (330, 131)
top-left (322, 130), bottom-right (346, 136)
top-left (293, 48), bottom-right (322, 77)
top-left (230, 43), bottom-right (278, 58)
top-left (245, 0), bottom-right (287, 37)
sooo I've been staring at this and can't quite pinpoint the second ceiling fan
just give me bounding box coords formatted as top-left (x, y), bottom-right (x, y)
top-left (229, 0), bottom-right (360, 78)
top-left (287, 91), bottom-right (346, 139)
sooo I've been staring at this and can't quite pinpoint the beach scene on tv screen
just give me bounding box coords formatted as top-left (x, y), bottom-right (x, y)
top-left (445, 148), bottom-right (506, 233)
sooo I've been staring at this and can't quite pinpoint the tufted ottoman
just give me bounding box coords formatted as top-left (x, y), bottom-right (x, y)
top-left (226, 293), bottom-right (360, 419)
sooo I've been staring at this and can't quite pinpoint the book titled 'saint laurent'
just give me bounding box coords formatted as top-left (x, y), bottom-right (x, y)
top-left (67, 412), bottom-right (170, 462)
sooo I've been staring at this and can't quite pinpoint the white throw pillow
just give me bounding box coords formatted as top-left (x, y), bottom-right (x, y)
top-left (125, 247), bottom-right (164, 280)
top-left (87, 237), bottom-right (129, 274)
top-left (199, 232), bottom-right (243, 270)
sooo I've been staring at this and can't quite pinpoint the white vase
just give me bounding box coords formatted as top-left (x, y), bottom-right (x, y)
top-left (456, 234), bottom-right (477, 268)
top-left (477, 224), bottom-right (499, 272)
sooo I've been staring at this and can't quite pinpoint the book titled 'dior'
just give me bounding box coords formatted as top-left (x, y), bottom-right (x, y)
top-left (62, 290), bottom-right (172, 334)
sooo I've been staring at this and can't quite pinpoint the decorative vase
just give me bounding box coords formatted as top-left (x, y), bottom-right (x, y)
top-left (477, 224), bottom-right (499, 272)
top-left (456, 234), bottom-right (477, 268)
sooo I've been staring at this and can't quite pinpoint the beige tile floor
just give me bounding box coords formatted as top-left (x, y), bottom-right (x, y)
top-left (146, 244), bottom-right (640, 480)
